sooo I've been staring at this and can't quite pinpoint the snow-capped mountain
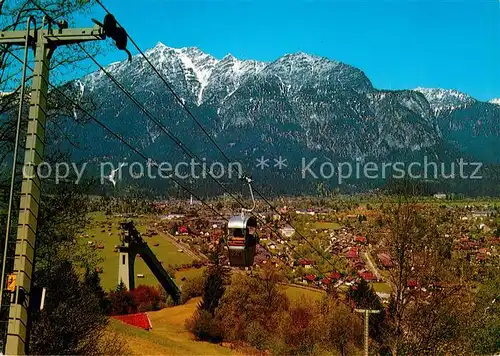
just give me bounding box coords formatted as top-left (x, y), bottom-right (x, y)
top-left (413, 87), bottom-right (476, 114)
top-left (69, 45), bottom-right (441, 165)
top-left (489, 98), bottom-right (500, 106)
top-left (410, 89), bottom-right (499, 164)
top-left (49, 44), bottom-right (500, 194)
top-left (83, 43), bottom-right (265, 107)
top-left (202, 53), bottom-right (266, 108)
top-left (81, 43), bottom-right (375, 108)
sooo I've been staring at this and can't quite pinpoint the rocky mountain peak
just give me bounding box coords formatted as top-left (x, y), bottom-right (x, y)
top-left (413, 87), bottom-right (476, 114)
top-left (489, 98), bottom-right (500, 106)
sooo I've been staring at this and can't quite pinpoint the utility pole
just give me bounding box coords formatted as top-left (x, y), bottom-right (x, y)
top-left (0, 18), bottom-right (106, 355)
top-left (355, 308), bottom-right (381, 356)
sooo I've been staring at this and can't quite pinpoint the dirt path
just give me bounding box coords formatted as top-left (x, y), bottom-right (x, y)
top-left (161, 232), bottom-right (207, 261)
top-left (363, 251), bottom-right (382, 281)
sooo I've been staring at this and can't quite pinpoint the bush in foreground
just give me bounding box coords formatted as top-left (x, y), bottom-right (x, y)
top-left (108, 284), bottom-right (166, 315)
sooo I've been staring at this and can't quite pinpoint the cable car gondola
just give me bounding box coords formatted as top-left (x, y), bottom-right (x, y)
top-left (226, 177), bottom-right (258, 267)
top-left (227, 215), bottom-right (258, 267)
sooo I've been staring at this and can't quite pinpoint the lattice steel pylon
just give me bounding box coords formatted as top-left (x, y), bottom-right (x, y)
top-left (0, 18), bottom-right (106, 355)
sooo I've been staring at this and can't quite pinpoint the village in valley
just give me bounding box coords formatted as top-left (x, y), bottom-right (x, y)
top-left (84, 195), bottom-right (500, 307)
top-left (2, 0), bottom-right (500, 354)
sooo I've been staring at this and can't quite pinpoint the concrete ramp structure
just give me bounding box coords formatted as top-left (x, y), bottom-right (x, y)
top-left (118, 221), bottom-right (181, 303)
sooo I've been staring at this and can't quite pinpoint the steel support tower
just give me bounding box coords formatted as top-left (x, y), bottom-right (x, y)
top-left (0, 20), bottom-right (105, 354)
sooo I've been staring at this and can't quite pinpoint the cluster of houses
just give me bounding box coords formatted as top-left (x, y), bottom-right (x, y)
top-left (148, 200), bottom-right (499, 300)
top-left (291, 223), bottom-right (385, 290)
top-left (298, 237), bottom-right (380, 289)
top-left (454, 236), bottom-right (499, 264)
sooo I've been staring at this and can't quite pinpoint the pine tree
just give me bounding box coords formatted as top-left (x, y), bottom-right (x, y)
top-left (349, 279), bottom-right (386, 342)
top-left (116, 281), bottom-right (127, 292)
top-left (349, 279), bottom-right (380, 309)
top-left (84, 269), bottom-right (109, 312)
top-left (199, 252), bottom-right (230, 316)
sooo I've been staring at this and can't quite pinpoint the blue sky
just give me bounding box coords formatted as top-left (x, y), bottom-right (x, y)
top-left (80, 0), bottom-right (500, 101)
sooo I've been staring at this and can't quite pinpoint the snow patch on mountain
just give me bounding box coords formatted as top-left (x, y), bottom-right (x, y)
top-left (263, 52), bottom-right (339, 87)
top-left (489, 98), bottom-right (500, 106)
top-left (204, 54), bottom-right (266, 104)
top-left (173, 47), bottom-right (217, 104)
top-left (414, 87), bottom-right (476, 114)
top-left (81, 44), bottom-right (375, 107)
top-left (143, 43), bottom-right (220, 105)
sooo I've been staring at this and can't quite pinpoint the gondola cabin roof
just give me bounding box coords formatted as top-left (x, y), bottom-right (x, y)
top-left (227, 215), bottom-right (257, 229)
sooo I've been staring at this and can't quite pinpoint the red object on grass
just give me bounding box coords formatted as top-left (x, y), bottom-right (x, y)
top-left (112, 312), bottom-right (152, 330)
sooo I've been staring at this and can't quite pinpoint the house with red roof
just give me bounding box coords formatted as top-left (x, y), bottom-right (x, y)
top-left (303, 274), bottom-right (317, 284)
top-left (329, 272), bottom-right (342, 280)
top-left (467, 241), bottom-right (481, 249)
top-left (352, 260), bottom-right (365, 270)
top-left (359, 271), bottom-right (377, 281)
top-left (298, 258), bottom-right (315, 269)
top-left (355, 235), bottom-right (367, 244)
top-left (321, 278), bottom-right (332, 285)
top-left (377, 253), bottom-right (394, 268)
top-left (345, 247), bottom-right (359, 259)
top-left (407, 279), bottom-right (419, 289)
top-left (488, 237), bottom-right (500, 245)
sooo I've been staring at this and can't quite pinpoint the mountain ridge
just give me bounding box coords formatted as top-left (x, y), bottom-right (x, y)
top-left (55, 44), bottom-right (499, 195)
top-left (80, 45), bottom-right (496, 110)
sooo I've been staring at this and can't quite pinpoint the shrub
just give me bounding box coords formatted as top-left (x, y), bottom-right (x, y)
top-left (108, 284), bottom-right (165, 315)
top-left (130, 285), bottom-right (164, 312)
top-left (216, 264), bottom-right (289, 343)
top-left (275, 303), bottom-right (317, 355)
top-left (107, 285), bottom-right (136, 316)
top-left (180, 275), bottom-right (205, 304)
top-left (245, 320), bottom-right (269, 350)
top-left (186, 309), bottom-right (223, 343)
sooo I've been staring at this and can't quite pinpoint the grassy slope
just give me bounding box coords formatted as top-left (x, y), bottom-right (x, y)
top-left (312, 221), bottom-right (341, 230)
top-left (111, 286), bottom-right (324, 356)
top-left (372, 282), bottom-right (391, 294)
top-left (281, 284), bottom-right (326, 302)
top-left (110, 298), bottom-right (240, 356)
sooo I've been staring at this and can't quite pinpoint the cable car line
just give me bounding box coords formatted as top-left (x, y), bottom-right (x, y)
top-left (28, 1), bottom-right (243, 211)
top-left (7, 48), bottom-right (332, 279)
top-left (94, 0), bottom-right (234, 166)
top-left (88, 1), bottom-right (337, 271)
top-left (5, 51), bottom-right (227, 226)
top-left (23, 2), bottom-right (338, 273)
top-left (72, 43), bottom-right (322, 268)
top-left (75, 43), bottom-right (289, 266)
top-left (92, 0), bottom-right (337, 271)
top-left (77, 44), bottom-right (252, 210)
